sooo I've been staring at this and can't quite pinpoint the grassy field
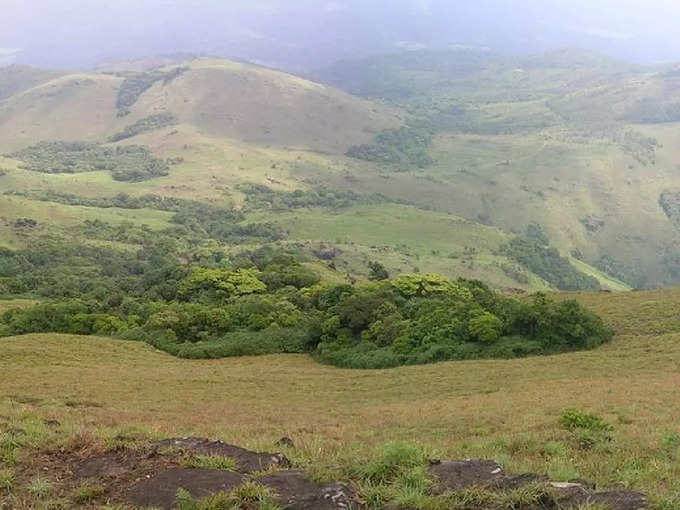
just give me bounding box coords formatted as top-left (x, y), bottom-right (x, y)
top-left (2, 288), bottom-right (680, 507)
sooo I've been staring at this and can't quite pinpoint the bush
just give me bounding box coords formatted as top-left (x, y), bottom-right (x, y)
top-left (560, 409), bottom-right (613, 449)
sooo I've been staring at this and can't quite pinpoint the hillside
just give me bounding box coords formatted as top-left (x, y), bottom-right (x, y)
top-left (2, 287), bottom-right (680, 507)
top-left (315, 49), bottom-right (680, 288)
top-left (0, 55), bottom-right (615, 292)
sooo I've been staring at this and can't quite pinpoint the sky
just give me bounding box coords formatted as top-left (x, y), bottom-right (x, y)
top-left (3, 0), bottom-right (680, 70)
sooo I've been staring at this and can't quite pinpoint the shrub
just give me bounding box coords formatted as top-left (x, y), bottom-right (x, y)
top-left (358, 442), bottom-right (427, 483)
top-left (0, 468), bottom-right (14, 492)
top-left (559, 409), bottom-right (613, 433)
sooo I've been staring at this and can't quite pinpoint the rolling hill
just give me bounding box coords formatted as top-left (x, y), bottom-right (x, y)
top-left (315, 49), bottom-right (680, 288)
top-left (3, 50), bottom-right (680, 290)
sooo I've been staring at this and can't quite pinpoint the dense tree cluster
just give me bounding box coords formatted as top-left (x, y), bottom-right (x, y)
top-left (116, 67), bottom-right (187, 115)
top-left (5, 191), bottom-right (284, 244)
top-left (238, 183), bottom-right (388, 211)
top-left (502, 226), bottom-right (600, 291)
top-left (346, 127), bottom-right (434, 169)
top-left (109, 113), bottom-right (177, 142)
top-left (9, 141), bottom-right (171, 182)
top-left (0, 243), bottom-right (612, 368)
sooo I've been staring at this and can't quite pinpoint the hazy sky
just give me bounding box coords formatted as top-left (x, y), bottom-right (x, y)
top-left (3, 0), bottom-right (680, 69)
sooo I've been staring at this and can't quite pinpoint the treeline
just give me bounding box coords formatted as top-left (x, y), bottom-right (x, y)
top-left (346, 126), bottom-right (434, 169)
top-left (502, 226), bottom-right (600, 291)
top-left (625, 100), bottom-right (680, 124)
top-left (0, 244), bottom-right (612, 369)
top-left (109, 113), bottom-right (177, 142)
top-left (116, 67), bottom-right (187, 115)
top-left (8, 141), bottom-right (171, 182)
top-left (238, 183), bottom-right (389, 210)
top-left (6, 190), bottom-right (285, 246)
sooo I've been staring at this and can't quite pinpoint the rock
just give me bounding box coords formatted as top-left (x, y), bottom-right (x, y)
top-left (156, 437), bottom-right (290, 473)
top-left (429, 459), bottom-right (504, 492)
top-left (588, 491), bottom-right (648, 510)
top-left (259, 470), bottom-right (356, 510)
top-left (553, 485), bottom-right (648, 510)
top-left (490, 472), bottom-right (549, 490)
top-left (75, 457), bottom-right (131, 479)
top-left (126, 468), bottom-right (244, 510)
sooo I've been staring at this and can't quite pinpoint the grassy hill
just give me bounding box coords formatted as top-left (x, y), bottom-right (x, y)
top-left (2, 51), bottom-right (677, 290)
top-left (0, 56), bottom-right (607, 292)
top-left (2, 287), bottom-right (680, 507)
top-left (315, 49), bottom-right (680, 288)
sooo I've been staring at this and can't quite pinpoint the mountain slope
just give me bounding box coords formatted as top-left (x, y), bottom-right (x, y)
top-left (312, 49), bottom-right (680, 288)
top-left (0, 59), bottom-right (399, 154)
top-left (0, 52), bottom-right (662, 290)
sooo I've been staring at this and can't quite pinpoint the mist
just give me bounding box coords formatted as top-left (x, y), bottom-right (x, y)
top-left (3, 0), bottom-right (680, 70)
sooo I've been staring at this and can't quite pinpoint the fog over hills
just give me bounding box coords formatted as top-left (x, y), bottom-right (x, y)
top-left (4, 0), bottom-right (680, 70)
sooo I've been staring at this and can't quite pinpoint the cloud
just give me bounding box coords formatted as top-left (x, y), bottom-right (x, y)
top-left (571, 25), bottom-right (632, 41)
top-left (324, 1), bottom-right (347, 13)
top-left (0, 48), bottom-right (19, 66)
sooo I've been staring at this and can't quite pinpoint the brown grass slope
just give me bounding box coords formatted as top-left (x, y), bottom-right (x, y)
top-left (2, 287), bottom-right (680, 503)
top-left (0, 59), bottom-right (399, 154)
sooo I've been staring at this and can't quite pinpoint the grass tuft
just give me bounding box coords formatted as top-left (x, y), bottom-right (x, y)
top-left (185, 455), bottom-right (239, 471)
top-left (0, 468), bottom-right (15, 492)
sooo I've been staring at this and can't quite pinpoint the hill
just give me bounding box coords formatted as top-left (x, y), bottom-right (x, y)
top-left (0, 55), bottom-right (615, 292)
top-left (315, 49), bottom-right (680, 288)
top-left (1, 286), bottom-right (680, 507)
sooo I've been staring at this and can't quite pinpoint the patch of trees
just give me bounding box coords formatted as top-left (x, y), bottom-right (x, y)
top-left (346, 127), bottom-right (434, 169)
top-left (9, 190), bottom-right (189, 212)
top-left (0, 243), bottom-right (612, 368)
top-left (659, 191), bottom-right (680, 228)
top-left (594, 256), bottom-right (645, 289)
top-left (9, 141), bottom-right (170, 182)
top-left (625, 100), bottom-right (680, 124)
top-left (116, 67), bottom-right (187, 115)
top-left (109, 113), bottom-right (177, 142)
top-left (502, 226), bottom-right (600, 291)
top-left (5, 191), bottom-right (285, 245)
top-left (238, 183), bottom-right (387, 210)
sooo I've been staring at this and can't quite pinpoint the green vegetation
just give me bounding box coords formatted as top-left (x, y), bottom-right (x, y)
top-left (8, 141), bottom-right (170, 182)
top-left (5, 281), bottom-right (680, 506)
top-left (347, 126), bottom-right (433, 169)
top-left (185, 455), bottom-right (238, 471)
top-left (502, 227), bottom-right (600, 291)
top-left (177, 483), bottom-right (280, 510)
top-left (109, 112), bottom-right (177, 142)
top-left (116, 67), bottom-right (187, 115)
top-left (0, 240), bottom-right (611, 368)
top-left (238, 183), bottom-right (390, 210)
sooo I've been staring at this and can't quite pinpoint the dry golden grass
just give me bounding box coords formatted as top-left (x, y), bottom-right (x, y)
top-left (3, 288), bottom-right (680, 505)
